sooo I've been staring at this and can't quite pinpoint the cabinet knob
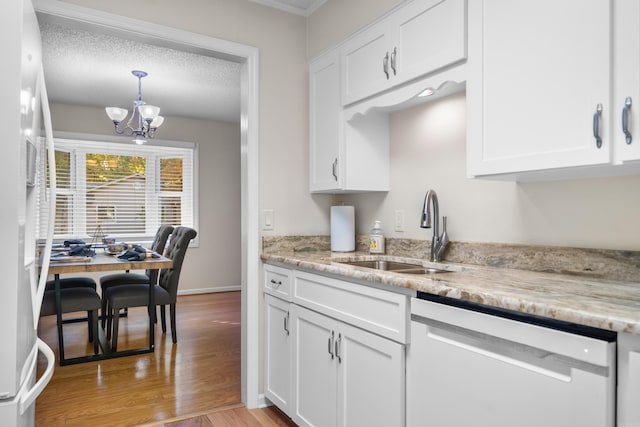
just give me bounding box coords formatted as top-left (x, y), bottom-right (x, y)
top-left (383, 52), bottom-right (390, 80)
top-left (328, 331), bottom-right (335, 360)
top-left (390, 47), bottom-right (397, 76)
top-left (335, 333), bottom-right (342, 363)
top-left (332, 158), bottom-right (338, 181)
top-left (623, 97), bottom-right (633, 145)
top-left (270, 279), bottom-right (282, 287)
top-left (593, 103), bottom-right (603, 149)
top-left (283, 311), bottom-right (290, 335)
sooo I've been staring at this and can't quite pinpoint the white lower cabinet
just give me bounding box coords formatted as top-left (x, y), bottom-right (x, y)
top-left (617, 332), bottom-right (640, 426)
top-left (263, 264), bottom-right (408, 427)
top-left (292, 304), bottom-right (404, 427)
top-left (264, 294), bottom-right (293, 414)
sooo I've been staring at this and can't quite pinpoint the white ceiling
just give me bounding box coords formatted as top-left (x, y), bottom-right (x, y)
top-left (37, 0), bottom-right (325, 126)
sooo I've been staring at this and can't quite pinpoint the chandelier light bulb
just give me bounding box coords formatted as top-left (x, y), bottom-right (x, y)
top-left (150, 116), bottom-right (164, 128)
top-left (105, 107), bottom-right (128, 123)
top-left (105, 70), bottom-right (165, 143)
top-left (138, 105), bottom-right (160, 121)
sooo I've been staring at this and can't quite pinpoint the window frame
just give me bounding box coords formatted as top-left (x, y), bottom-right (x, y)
top-left (38, 132), bottom-right (199, 247)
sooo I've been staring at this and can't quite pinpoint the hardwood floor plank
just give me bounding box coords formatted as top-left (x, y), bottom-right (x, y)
top-left (158, 415), bottom-right (215, 427)
top-left (249, 406), bottom-right (298, 427)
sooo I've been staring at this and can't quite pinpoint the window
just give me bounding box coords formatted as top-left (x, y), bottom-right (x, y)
top-left (37, 136), bottom-right (196, 242)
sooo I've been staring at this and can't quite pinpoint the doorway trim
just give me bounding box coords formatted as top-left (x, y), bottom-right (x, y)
top-left (33, 0), bottom-right (261, 408)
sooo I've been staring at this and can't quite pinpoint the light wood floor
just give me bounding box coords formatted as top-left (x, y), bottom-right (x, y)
top-left (36, 291), bottom-right (296, 427)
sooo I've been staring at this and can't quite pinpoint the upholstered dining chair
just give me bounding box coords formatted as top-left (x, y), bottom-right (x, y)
top-left (99, 224), bottom-right (174, 328)
top-left (40, 286), bottom-right (101, 355)
top-left (45, 276), bottom-right (96, 291)
top-left (105, 226), bottom-right (197, 351)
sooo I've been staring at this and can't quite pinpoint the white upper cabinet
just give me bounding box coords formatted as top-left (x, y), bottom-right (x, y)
top-left (467, 0), bottom-right (613, 178)
top-left (613, 0), bottom-right (640, 164)
top-left (341, 0), bottom-right (467, 106)
top-left (310, 0), bottom-right (467, 193)
top-left (309, 50), bottom-right (390, 193)
top-left (309, 50), bottom-right (343, 192)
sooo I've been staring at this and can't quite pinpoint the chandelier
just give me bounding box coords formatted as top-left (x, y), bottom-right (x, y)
top-left (105, 70), bottom-right (164, 145)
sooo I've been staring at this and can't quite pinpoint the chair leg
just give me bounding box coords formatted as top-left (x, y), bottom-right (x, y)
top-left (112, 307), bottom-right (119, 352)
top-left (101, 296), bottom-right (107, 329)
top-left (170, 303), bottom-right (177, 344)
top-left (148, 305), bottom-right (159, 324)
top-left (102, 292), bottom-right (128, 329)
top-left (160, 305), bottom-right (167, 334)
top-left (91, 309), bottom-right (99, 355)
top-left (106, 302), bottom-right (113, 341)
top-left (87, 311), bottom-right (94, 342)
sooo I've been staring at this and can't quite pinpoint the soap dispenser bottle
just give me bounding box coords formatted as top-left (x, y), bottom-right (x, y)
top-left (369, 220), bottom-right (385, 254)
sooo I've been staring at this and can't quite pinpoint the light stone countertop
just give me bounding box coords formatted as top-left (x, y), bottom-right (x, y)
top-left (261, 248), bottom-right (640, 336)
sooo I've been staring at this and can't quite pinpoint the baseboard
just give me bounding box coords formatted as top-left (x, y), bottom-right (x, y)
top-left (177, 285), bottom-right (241, 295)
top-left (256, 394), bottom-right (270, 409)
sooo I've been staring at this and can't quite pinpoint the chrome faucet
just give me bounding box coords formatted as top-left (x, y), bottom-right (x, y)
top-left (420, 189), bottom-right (449, 262)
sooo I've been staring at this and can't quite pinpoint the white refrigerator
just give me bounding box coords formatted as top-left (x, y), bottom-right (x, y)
top-left (0, 0), bottom-right (57, 425)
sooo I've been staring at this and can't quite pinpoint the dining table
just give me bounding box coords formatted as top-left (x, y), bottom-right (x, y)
top-left (41, 249), bottom-right (173, 365)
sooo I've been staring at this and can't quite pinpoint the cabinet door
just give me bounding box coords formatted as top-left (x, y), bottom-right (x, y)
top-left (264, 295), bottom-right (293, 414)
top-left (292, 305), bottom-right (337, 427)
top-left (467, 0), bottom-right (612, 177)
top-left (613, 0), bottom-right (640, 163)
top-left (309, 50), bottom-right (342, 192)
top-left (336, 322), bottom-right (405, 427)
top-left (341, 18), bottom-right (394, 106)
top-left (393, 0), bottom-right (466, 84)
top-left (617, 333), bottom-right (640, 426)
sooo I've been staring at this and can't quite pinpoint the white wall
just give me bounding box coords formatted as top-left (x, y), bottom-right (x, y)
top-left (49, 103), bottom-right (242, 292)
top-left (306, 0), bottom-right (403, 58)
top-left (339, 92), bottom-right (640, 251)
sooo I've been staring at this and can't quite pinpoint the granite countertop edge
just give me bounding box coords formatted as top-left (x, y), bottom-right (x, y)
top-left (261, 250), bottom-right (640, 336)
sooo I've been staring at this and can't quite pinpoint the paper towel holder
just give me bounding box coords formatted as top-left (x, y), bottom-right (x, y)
top-left (330, 205), bottom-right (355, 252)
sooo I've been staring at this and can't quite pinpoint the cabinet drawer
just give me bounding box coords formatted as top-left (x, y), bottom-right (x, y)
top-left (293, 270), bottom-right (409, 343)
top-left (264, 264), bottom-right (292, 300)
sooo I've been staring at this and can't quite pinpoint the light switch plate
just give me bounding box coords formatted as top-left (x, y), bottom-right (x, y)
top-left (394, 209), bottom-right (405, 232)
top-left (262, 209), bottom-right (275, 231)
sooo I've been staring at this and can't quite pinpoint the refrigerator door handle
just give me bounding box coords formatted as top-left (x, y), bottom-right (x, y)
top-left (19, 339), bottom-right (54, 414)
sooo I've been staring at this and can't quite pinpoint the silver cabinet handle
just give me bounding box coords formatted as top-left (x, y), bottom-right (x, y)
top-left (383, 52), bottom-right (390, 80)
top-left (269, 278), bottom-right (282, 287)
top-left (335, 333), bottom-right (342, 363)
top-left (593, 103), bottom-right (603, 149)
top-left (390, 47), bottom-right (397, 76)
top-left (623, 97), bottom-right (633, 145)
top-left (331, 158), bottom-right (338, 181)
top-left (328, 331), bottom-right (335, 360)
top-left (283, 311), bottom-right (290, 335)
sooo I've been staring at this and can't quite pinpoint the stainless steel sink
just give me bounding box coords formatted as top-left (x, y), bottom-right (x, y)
top-left (337, 259), bottom-right (456, 274)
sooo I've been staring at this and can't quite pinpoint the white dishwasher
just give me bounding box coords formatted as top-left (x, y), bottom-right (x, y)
top-left (407, 294), bottom-right (616, 427)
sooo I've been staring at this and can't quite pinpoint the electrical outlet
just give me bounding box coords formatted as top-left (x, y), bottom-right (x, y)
top-left (394, 210), bottom-right (405, 232)
top-left (262, 209), bottom-right (275, 231)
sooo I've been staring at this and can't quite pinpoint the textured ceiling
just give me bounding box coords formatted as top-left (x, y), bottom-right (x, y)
top-left (38, 17), bottom-right (242, 124)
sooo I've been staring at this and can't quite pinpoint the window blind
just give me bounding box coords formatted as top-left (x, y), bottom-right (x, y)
top-left (37, 137), bottom-right (196, 243)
